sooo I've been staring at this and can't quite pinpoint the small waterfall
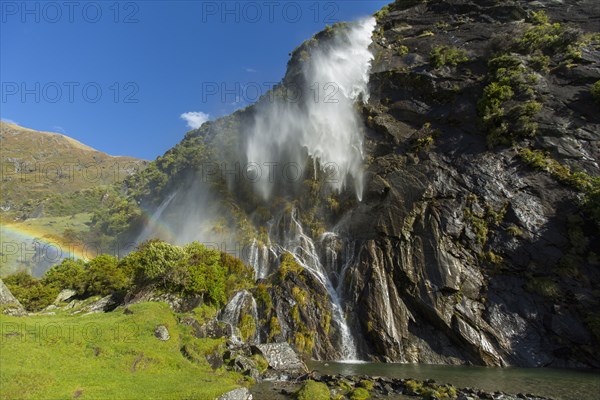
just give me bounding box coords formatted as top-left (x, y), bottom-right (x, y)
top-left (282, 209), bottom-right (359, 361)
top-left (248, 238), bottom-right (274, 279)
top-left (219, 290), bottom-right (259, 344)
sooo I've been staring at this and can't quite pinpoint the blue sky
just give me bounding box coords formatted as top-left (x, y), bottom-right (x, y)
top-left (1, 1), bottom-right (387, 160)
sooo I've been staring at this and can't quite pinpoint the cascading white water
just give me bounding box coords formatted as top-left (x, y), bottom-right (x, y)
top-left (281, 209), bottom-right (359, 361)
top-left (219, 289), bottom-right (259, 344)
top-left (248, 238), bottom-right (274, 279)
top-left (141, 16), bottom-right (377, 362)
top-left (246, 17), bottom-right (376, 201)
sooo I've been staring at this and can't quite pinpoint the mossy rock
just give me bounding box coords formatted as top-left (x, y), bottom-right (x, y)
top-left (358, 379), bottom-right (374, 391)
top-left (350, 387), bottom-right (370, 400)
top-left (296, 380), bottom-right (330, 400)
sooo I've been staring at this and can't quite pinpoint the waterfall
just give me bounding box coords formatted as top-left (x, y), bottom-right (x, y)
top-left (245, 17), bottom-right (376, 201)
top-left (248, 238), bottom-right (274, 279)
top-left (285, 209), bottom-right (359, 361)
top-left (219, 289), bottom-right (259, 344)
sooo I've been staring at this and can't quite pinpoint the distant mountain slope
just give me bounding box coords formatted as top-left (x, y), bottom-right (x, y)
top-left (0, 122), bottom-right (147, 276)
top-left (0, 122), bottom-right (148, 219)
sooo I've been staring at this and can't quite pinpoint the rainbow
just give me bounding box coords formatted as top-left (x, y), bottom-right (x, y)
top-left (1, 223), bottom-right (91, 264)
top-left (135, 192), bottom-right (179, 244)
top-left (136, 210), bottom-right (177, 244)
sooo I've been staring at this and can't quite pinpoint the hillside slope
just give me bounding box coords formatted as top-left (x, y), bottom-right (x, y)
top-left (0, 122), bottom-right (147, 220)
top-left (0, 123), bottom-right (148, 275)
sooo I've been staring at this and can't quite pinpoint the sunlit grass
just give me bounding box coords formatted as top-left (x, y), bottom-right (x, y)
top-left (0, 302), bottom-right (243, 399)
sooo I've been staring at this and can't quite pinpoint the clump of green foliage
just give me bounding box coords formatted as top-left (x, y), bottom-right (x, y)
top-left (239, 313), bottom-right (257, 342)
top-left (3, 272), bottom-right (59, 312)
top-left (358, 379), bottom-right (375, 391)
top-left (278, 252), bottom-right (305, 281)
top-left (430, 46), bottom-right (469, 68)
top-left (5, 239), bottom-right (255, 311)
top-left (525, 276), bottom-right (562, 299)
top-left (518, 148), bottom-right (600, 227)
top-left (506, 224), bottom-right (524, 237)
top-left (517, 11), bottom-right (582, 63)
top-left (477, 11), bottom-right (591, 146)
top-left (255, 283), bottom-right (273, 310)
top-left (591, 80), bottom-right (600, 103)
top-left (478, 54), bottom-right (542, 146)
top-left (296, 380), bottom-right (330, 400)
top-left (374, 4), bottom-right (391, 20)
top-left (373, 0), bottom-right (424, 20)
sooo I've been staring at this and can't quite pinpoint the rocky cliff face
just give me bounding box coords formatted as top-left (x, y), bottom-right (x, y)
top-left (116, 0), bottom-right (600, 368)
top-left (339, 0), bottom-right (600, 367)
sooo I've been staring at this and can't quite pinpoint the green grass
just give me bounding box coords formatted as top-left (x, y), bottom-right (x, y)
top-left (0, 302), bottom-right (244, 399)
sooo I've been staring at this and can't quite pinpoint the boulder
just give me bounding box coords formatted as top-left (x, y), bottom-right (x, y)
top-left (180, 316), bottom-right (233, 339)
top-left (54, 289), bottom-right (77, 304)
top-left (217, 387), bottom-right (252, 400)
top-left (0, 279), bottom-right (26, 316)
top-left (154, 325), bottom-right (170, 341)
top-left (251, 343), bottom-right (307, 373)
top-left (73, 295), bottom-right (117, 315)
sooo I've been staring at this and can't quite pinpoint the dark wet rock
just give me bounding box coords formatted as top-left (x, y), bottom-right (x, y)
top-left (180, 316), bottom-right (233, 339)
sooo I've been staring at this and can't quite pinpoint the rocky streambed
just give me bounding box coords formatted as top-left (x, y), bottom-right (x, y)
top-left (218, 341), bottom-right (598, 400)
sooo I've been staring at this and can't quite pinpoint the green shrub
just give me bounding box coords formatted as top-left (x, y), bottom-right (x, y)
top-left (506, 224), bottom-right (524, 237)
top-left (374, 4), bottom-right (390, 20)
top-left (268, 316), bottom-right (282, 340)
top-left (296, 380), bottom-right (330, 400)
top-left (278, 252), bottom-right (304, 280)
top-left (4, 272), bottom-right (59, 312)
top-left (43, 258), bottom-right (87, 294)
top-left (255, 283), bottom-right (273, 310)
top-left (239, 314), bottom-right (256, 342)
top-left (530, 10), bottom-right (549, 25)
top-left (251, 354), bottom-right (269, 373)
top-left (430, 46), bottom-right (469, 68)
top-left (85, 254), bottom-right (128, 296)
top-left (525, 277), bottom-right (562, 299)
top-left (591, 80), bottom-right (600, 103)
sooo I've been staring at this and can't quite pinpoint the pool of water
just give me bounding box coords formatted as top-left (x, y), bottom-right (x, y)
top-left (307, 361), bottom-right (600, 400)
